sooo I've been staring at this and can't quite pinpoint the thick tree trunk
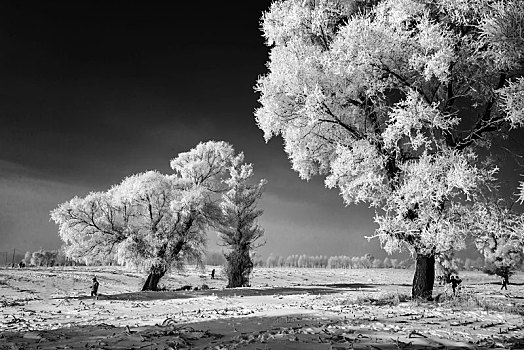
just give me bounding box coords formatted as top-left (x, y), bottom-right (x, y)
top-left (142, 265), bottom-right (166, 291)
top-left (225, 249), bottom-right (253, 288)
top-left (412, 254), bottom-right (435, 300)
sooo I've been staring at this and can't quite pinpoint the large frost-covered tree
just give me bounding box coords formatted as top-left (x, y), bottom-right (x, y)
top-left (51, 141), bottom-right (243, 291)
top-left (256, 0), bottom-right (524, 298)
top-left (218, 162), bottom-right (266, 288)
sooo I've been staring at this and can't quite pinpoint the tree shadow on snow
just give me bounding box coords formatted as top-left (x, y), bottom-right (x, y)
top-left (210, 286), bottom-right (347, 297)
top-left (390, 283), bottom-right (412, 287)
top-left (485, 281), bottom-right (524, 286)
top-left (6, 314), bottom-right (524, 350)
top-left (60, 285), bottom-right (362, 301)
top-left (315, 283), bottom-right (375, 289)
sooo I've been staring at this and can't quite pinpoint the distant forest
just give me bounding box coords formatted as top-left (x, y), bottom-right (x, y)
top-left (8, 249), bottom-right (496, 274)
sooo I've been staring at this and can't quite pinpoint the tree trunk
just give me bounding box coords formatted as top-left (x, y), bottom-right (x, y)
top-left (412, 254), bottom-right (435, 300)
top-left (225, 249), bottom-right (253, 288)
top-left (142, 265), bottom-right (166, 291)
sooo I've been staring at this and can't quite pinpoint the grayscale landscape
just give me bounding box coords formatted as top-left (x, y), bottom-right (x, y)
top-left (1, 266), bottom-right (524, 349)
top-left (2, 1), bottom-right (524, 349)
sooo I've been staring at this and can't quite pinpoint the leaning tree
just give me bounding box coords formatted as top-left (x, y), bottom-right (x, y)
top-left (218, 161), bottom-right (266, 288)
top-left (51, 141), bottom-right (243, 291)
top-left (256, 0), bottom-right (524, 298)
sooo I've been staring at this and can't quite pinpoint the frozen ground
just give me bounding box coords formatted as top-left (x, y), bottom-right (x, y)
top-left (0, 266), bottom-right (523, 349)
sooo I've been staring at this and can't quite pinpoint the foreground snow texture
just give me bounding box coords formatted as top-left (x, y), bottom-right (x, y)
top-left (1, 267), bottom-right (523, 349)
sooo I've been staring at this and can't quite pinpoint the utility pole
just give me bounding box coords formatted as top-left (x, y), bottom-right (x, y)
top-left (11, 248), bottom-right (15, 267)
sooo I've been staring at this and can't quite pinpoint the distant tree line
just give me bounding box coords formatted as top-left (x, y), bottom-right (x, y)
top-left (259, 254), bottom-right (414, 269)
top-left (19, 249), bottom-right (65, 267)
top-left (22, 248), bottom-right (518, 277)
top-left (255, 254), bottom-right (495, 272)
top-left (19, 249), bottom-right (492, 273)
top-left (18, 249), bottom-right (125, 267)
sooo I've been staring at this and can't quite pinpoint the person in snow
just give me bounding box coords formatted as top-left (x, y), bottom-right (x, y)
top-left (501, 275), bottom-right (509, 290)
top-left (449, 275), bottom-right (462, 295)
top-left (91, 277), bottom-right (99, 298)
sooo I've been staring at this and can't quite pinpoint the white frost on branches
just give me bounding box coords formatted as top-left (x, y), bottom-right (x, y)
top-left (374, 151), bottom-right (497, 255)
top-left (218, 162), bottom-right (267, 287)
top-left (518, 181), bottom-right (524, 204)
top-left (51, 141), bottom-right (246, 276)
top-left (325, 140), bottom-right (389, 207)
top-left (498, 77), bottom-right (524, 127)
top-left (383, 90), bottom-right (458, 152)
top-left (469, 202), bottom-right (524, 278)
top-left (256, 0), bottom-right (523, 258)
top-left (478, 1), bottom-right (524, 71)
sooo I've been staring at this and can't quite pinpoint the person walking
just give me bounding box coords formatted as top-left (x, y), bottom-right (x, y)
top-left (91, 277), bottom-right (99, 299)
top-left (501, 275), bottom-right (509, 290)
top-left (450, 275), bottom-right (462, 295)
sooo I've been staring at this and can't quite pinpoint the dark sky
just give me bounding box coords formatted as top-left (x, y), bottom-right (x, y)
top-left (0, 1), bottom-right (385, 259)
top-left (2, 2), bottom-right (518, 260)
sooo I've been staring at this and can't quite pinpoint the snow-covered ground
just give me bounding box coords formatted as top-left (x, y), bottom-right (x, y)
top-left (1, 266), bottom-right (523, 349)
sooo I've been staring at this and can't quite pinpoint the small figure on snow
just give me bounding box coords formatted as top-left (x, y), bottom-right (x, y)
top-left (501, 275), bottom-right (509, 290)
top-left (91, 277), bottom-right (99, 298)
top-left (211, 269), bottom-right (215, 279)
top-left (449, 275), bottom-right (462, 295)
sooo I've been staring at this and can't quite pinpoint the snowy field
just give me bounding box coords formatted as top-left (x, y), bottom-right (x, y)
top-left (1, 266), bottom-right (523, 349)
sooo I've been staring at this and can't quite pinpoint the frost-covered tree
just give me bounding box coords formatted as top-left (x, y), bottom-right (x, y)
top-left (435, 250), bottom-right (458, 283)
top-left (256, 0), bottom-right (524, 298)
top-left (30, 251), bottom-right (44, 267)
top-left (351, 256), bottom-right (360, 269)
top-left (55, 248), bottom-right (68, 266)
top-left (469, 201), bottom-right (524, 285)
top-left (372, 258), bottom-right (383, 268)
top-left (218, 162), bottom-right (266, 287)
top-left (266, 254), bottom-right (277, 268)
top-left (51, 141), bottom-right (242, 291)
top-left (435, 255), bottom-right (461, 274)
top-left (42, 250), bottom-right (58, 267)
top-left (296, 254), bottom-right (305, 267)
top-left (362, 253), bottom-right (375, 268)
top-left (23, 251), bottom-right (31, 266)
top-left (390, 259), bottom-right (399, 269)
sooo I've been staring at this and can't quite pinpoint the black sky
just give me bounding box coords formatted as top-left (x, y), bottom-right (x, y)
top-left (1, 2), bottom-right (515, 259)
top-left (1, 2), bottom-right (275, 183)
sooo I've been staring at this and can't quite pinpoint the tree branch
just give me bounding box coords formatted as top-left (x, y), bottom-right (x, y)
top-left (452, 73), bottom-right (507, 150)
top-left (320, 102), bottom-right (364, 140)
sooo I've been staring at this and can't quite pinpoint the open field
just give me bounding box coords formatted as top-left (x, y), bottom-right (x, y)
top-left (1, 266), bottom-right (523, 349)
